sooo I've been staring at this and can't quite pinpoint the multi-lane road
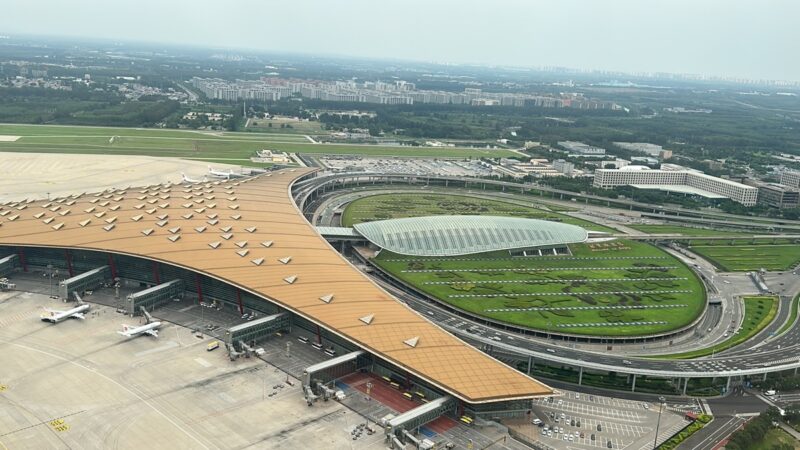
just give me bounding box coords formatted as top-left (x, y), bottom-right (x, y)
top-left (298, 172), bottom-right (800, 381)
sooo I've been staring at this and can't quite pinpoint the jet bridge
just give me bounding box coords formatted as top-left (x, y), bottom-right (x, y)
top-left (58, 266), bottom-right (110, 300)
top-left (386, 396), bottom-right (456, 442)
top-left (0, 254), bottom-right (18, 277)
top-left (225, 313), bottom-right (290, 351)
top-left (302, 350), bottom-right (367, 389)
top-left (127, 279), bottom-right (184, 314)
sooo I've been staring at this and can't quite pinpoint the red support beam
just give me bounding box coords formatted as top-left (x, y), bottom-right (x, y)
top-left (17, 248), bottom-right (27, 272)
top-left (64, 249), bottom-right (74, 277)
top-left (107, 254), bottom-right (117, 279)
top-left (151, 261), bottom-right (160, 284)
top-left (235, 289), bottom-right (244, 314)
top-left (195, 273), bottom-right (203, 304)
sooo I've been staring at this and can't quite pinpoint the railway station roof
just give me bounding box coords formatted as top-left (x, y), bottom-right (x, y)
top-left (0, 168), bottom-right (551, 404)
top-left (353, 215), bottom-right (588, 256)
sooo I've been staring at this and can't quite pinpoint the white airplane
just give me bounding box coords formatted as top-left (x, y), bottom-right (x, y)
top-left (40, 301), bottom-right (90, 323)
top-left (118, 308), bottom-right (161, 338)
top-left (208, 165), bottom-right (246, 179)
top-left (181, 172), bottom-right (207, 184)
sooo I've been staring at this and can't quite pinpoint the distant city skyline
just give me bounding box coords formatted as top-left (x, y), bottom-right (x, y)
top-left (1, 0), bottom-right (798, 82)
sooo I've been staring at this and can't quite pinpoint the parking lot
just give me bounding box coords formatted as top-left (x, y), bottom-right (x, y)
top-left (526, 390), bottom-right (688, 450)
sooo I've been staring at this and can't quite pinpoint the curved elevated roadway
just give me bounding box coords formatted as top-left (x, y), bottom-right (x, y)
top-left (297, 171), bottom-right (800, 386)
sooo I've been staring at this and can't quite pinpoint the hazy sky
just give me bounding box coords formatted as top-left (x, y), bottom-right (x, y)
top-left (1, 0), bottom-right (797, 81)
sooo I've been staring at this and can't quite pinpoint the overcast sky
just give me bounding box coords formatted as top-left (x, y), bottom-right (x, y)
top-left (1, 0), bottom-right (797, 81)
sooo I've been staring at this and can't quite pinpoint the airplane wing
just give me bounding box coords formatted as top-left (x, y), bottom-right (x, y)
top-left (145, 329), bottom-right (159, 338)
top-left (72, 313), bottom-right (85, 320)
top-left (117, 331), bottom-right (132, 337)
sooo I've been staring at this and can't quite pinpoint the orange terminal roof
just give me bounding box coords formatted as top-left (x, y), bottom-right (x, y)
top-left (0, 168), bottom-right (552, 403)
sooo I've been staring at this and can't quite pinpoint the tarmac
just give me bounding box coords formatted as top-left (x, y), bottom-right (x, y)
top-left (0, 152), bottom-right (236, 202)
top-left (0, 289), bottom-right (386, 450)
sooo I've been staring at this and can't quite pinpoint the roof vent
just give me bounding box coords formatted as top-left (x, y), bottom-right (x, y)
top-left (103, 224), bottom-right (115, 232)
top-left (207, 219), bottom-right (219, 225)
top-left (156, 214), bottom-right (168, 220)
top-left (79, 219), bottom-right (91, 227)
top-left (279, 256), bottom-right (292, 264)
top-left (146, 208), bottom-right (157, 214)
top-left (261, 240), bottom-right (273, 248)
top-left (105, 216), bottom-right (117, 224)
top-left (95, 211), bottom-right (106, 218)
top-left (227, 196), bottom-right (237, 201)
top-left (156, 220), bottom-right (168, 227)
top-left (59, 209), bottom-right (70, 216)
top-left (141, 228), bottom-right (154, 236)
top-left (284, 275), bottom-right (297, 284)
top-left (131, 214), bottom-right (143, 222)
top-left (228, 204), bottom-right (239, 210)
top-left (195, 207), bottom-right (206, 214)
top-left (208, 241), bottom-right (221, 249)
top-left (195, 226), bottom-right (207, 233)
top-left (359, 314), bottom-right (374, 325)
top-left (43, 217), bottom-right (55, 224)
top-left (182, 203), bottom-right (193, 208)
top-left (220, 225), bottom-right (232, 233)
top-left (235, 241), bottom-right (247, 248)
top-left (33, 212), bottom-right (45, 219)
top-left (245, 226), bottom-right (256, 233)
top-left (158, 203), bottom-right (169, 209)
top-left (251, 257), bottom-right (264, 266)
top-left (52, 223), bottom-right (65, 230)
top-left (236, 249), bottom-right (250, 257)
top-left (133, 204), bottom-right (144, 210)
top-left (221, 233), bottom-right (233, 240)
top-left (182, 213), bottom-right (193, 219)
top-left (168, 227), bottom-right (180, 234)
top-left (319, 294), bottom-right (334, 304)
top-left (403, 337), bottom-right (420, 348)
top-left (231, 214), bottom-right (242, 220)
top-left (109, 205), bottom-right (121, 211)
top-left (167, 234), bottom-right (181, 242)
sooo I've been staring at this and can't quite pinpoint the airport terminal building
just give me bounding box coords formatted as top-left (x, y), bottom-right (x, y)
top-left (0, 169), bottom-right (552, 425)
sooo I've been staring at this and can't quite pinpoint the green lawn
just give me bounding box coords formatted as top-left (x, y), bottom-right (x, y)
top-left (374, 241), bottom-right (705, 337)
top-left (0, 123), bottom-right (516, 159)
top-left (628, 224), bottom-right (751, 237)
top-left (751, 428), bottom-right (800, 450)
top-left (341, 193), bottom-right (616, 233)
top-left (654, 296), bottom-right (778, 359)
top-left (689, 242), bottom-right (800, 271)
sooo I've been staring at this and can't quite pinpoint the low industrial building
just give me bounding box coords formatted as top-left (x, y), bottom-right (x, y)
top-left (558, 141), bottom-right (606, 156)
top-left (593, 165), bottom-right (758, 206)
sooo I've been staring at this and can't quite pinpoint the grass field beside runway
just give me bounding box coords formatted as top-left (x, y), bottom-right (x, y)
top-left (341, 193), bottom-right (616, 233)
top-left (0, 123), bottom-right (516, 159)
top-left (688, 241), bottom-right (800, 271)
top-left (374, 240), bottom-right (705, 336)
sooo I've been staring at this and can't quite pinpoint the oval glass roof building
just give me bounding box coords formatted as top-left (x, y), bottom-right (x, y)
top-left (352, 215), bottom-right (589, 257)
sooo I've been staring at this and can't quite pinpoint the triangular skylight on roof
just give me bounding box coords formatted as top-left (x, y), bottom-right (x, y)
top-left (319, 294), bottom-right (334, 304)
top-left (141, 228), bottom-right (154, 236)
top-left (251, 257), bottom-right (264, 266)
top-left (403, 337), bottom-right (420, 348)
top-left (359, 314), bottom-right (374, 325)
top-left (284, 275), bottom-right (297, 284)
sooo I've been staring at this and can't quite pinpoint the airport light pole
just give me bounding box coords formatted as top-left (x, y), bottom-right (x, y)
top-left (653, 396), bottom-right (666, 450)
